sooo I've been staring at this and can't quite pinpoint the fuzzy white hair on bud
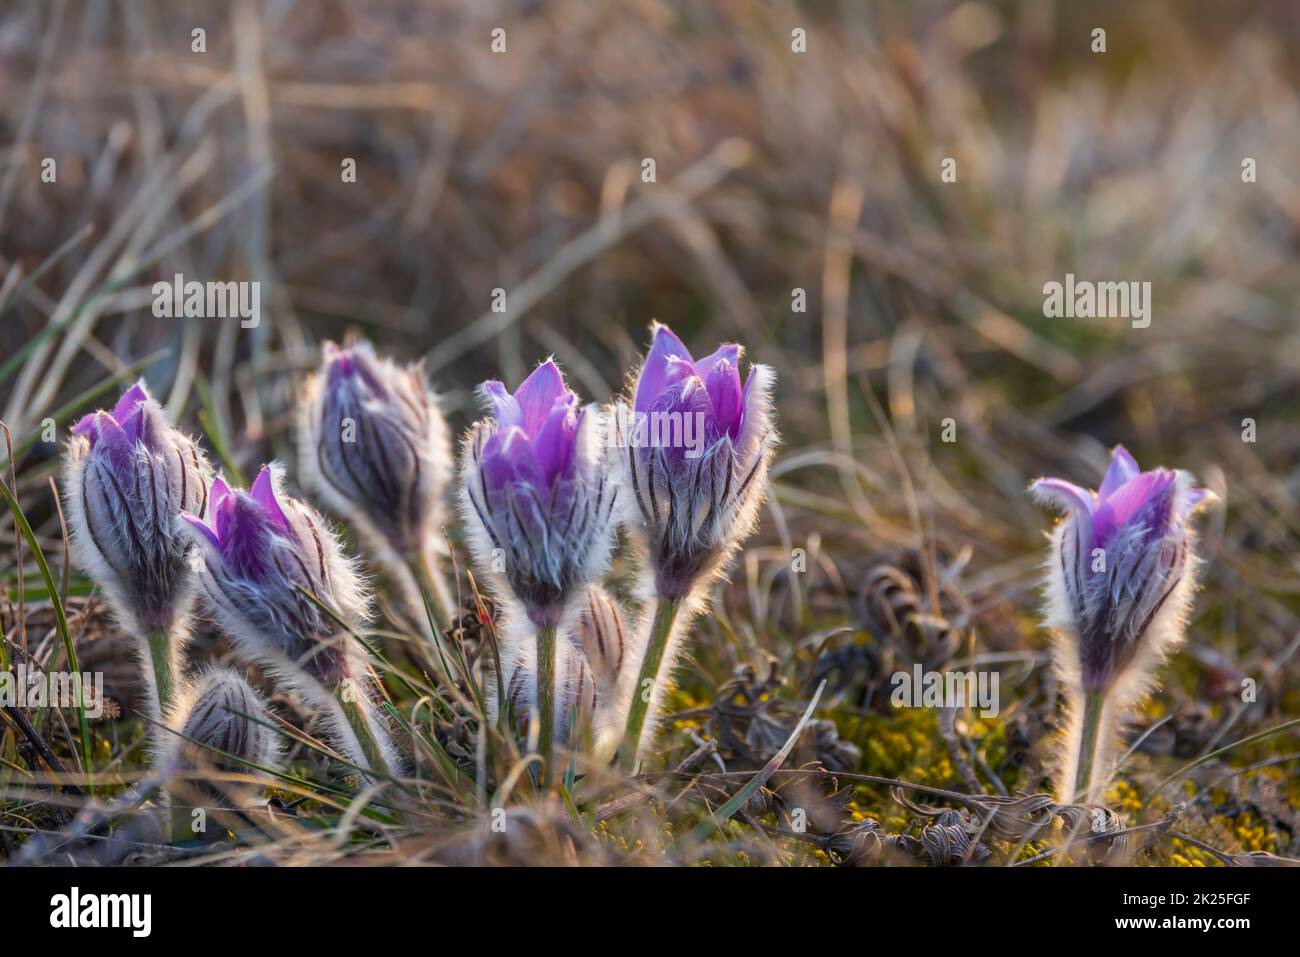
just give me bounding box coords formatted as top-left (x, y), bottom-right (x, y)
top-left (158, 667), bottom-right (281, 820)
top-left (297, 340), bottom-right (455, 621)
top-left (62, 383), bottom-right (213, 752)
top-left (1031, 457), bottom-right (1218, 805)
top-left (180, 464), bottom-right (402, 777)
top-left (458, 401), bottom-right (618, 628)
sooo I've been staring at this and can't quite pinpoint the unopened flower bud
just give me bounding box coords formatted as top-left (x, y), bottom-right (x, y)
top-left (570, 585), bottom-right (628, 692)
top-left (168, 668), bottom-right (278, 777)
top-left (299, 340), bottom-right (451, 563)
top-left (63, 381), bottom-right (211, 634)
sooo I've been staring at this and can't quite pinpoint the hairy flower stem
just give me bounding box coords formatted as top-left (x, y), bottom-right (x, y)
top-left (143, 630), bottom-right (176, 721)
top-left (150, 627), bottom-right (189, 844)
top-left (339, 684), bottom-right (394, 781)
top-left (619, 598), bottom-right (681, 773)
top-left (536, 624), bottom-right (557, 787)
top-left (1073, 692), bottom-right (1106, 803)
top-left (405, 551), bottom-right (452, 635)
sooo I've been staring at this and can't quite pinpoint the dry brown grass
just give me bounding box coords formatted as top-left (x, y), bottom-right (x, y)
top-left (1, 0), bottom-right (1298, 866)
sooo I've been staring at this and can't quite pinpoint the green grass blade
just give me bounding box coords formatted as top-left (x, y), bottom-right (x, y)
top-left (0, 467), bottom-right (93, 795)
top-left (193, 373), bottom-right (246, 486)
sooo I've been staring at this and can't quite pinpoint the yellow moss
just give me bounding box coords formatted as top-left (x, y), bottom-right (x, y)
top-left (1105, 780), bottom-right (1144, 816)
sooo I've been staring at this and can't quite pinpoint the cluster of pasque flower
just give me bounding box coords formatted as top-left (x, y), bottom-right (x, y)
top-left (62, 322), bottom-right (779, 803)
top-left (65, 319), bottom-right (1219, 814)
top-left (63, 346), bottom-right (461, 808)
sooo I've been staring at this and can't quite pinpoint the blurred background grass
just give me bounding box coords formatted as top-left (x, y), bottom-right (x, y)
top-left (1, 0), bottom-right (1298, 864)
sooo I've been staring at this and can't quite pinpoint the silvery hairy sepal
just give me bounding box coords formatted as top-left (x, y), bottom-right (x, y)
top-left (181, 465), bottom-right (369, 691)
top-left (160, 668), bottom-right (279, 789)
top-left (63, 381), bottom-right (211, 636)
top-left (571, 585), bottom-right (629, 692)
top-left (160, 668), bottom-right (280, 841)
top-left (614, 322), bottom-right (778, 602)
top-left (569, 584), bottom-right (636, 759)
top-left (459, 359), bottom-right (618, 628)
top-left (298, 340), bottom-right (452, 566)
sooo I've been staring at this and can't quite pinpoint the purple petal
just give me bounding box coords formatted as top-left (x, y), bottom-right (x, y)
top-left (699, 355), bottom-right (744, 439)
top-left (71, 412), bottom-right (98, 440)
top-left (111, 383), bottom-right (150, 424)
top-left (213, 493), bottom-right (236, 546)
top-left (91, 412), bottom-right (135, 473)
top-left (692, 343), bottom-right (740, 381)
top-left (1030, 477), bottom-right (1095, 515)
top-left (635, 324), bottom-right (694, 415)
top-left (210, 476), bottom-right (232, 514)
top-left (324, 341), bottom-right (391, 404)
top-left (513, 360), bottom-right (568, 436)
top-left (643, 371), bottom-right (715, 467)
top-left (326, 350), bottom-right (353, 383)
top-left (532, 395), bottom-right (579, 485)
top-left (222, 495), bottom-right (276, 577)
top-left (642, 353), bottom-right (697, 418)
top-left (251, 466), bottom-right (290, 532)
top-left (209, 477), bottom-right (233, 543)
top-left (1098, 445), bottom-right (1141, 500)
top-left (482, 380), bottom-right (523, 430)
top-left (323, 341), bottom-right (357, 384)
top-left (181, 512), bottom-right (221, 549)
top-left (481, 426), bottom-right (542, 490)
top-left (119, 398), bottom-right (148, 445)
top-left (1093, 469), bottom-right (1176, 546)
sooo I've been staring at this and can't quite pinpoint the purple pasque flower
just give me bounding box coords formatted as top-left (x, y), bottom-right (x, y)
top-left (460, 360), bottom-right (618, 628)
top-left (63, 381), bottom-right (212, 632)
top-left (298, 340), bottom-right (451, 563)
top-left (1031, 445), bottom-right (1216, 694)
top-left (181, 465), bottom-right (369, 690)
top-left (615, 322), bottom-right (777, 601)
